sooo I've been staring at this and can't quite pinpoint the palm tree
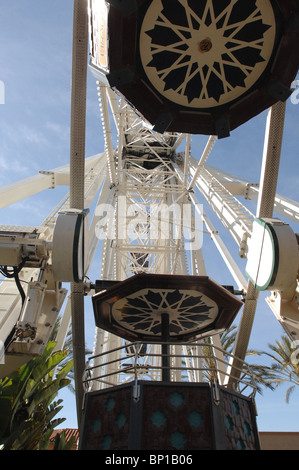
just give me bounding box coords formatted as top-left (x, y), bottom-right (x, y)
top-left (250, 335), bottom-right (299, 403)
top-left (200, 326), bottom-right (277, 395)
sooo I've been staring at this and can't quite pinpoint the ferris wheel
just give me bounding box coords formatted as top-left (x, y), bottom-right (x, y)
top-left (0, 0), bottom-right (298, 449)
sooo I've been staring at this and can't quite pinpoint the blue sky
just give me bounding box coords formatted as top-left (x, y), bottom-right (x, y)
top-left (0, 1), bottom-right (298, 433)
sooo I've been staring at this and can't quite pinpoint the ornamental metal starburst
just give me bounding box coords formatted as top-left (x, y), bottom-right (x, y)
top-left (139, 0), bottom-right (276, 108)
top-left (112, 288), bottom-right (218, 337)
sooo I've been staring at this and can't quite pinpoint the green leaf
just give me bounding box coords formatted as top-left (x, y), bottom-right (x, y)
top-left (45, 403), bottom-right (64, 424)
top-left (56, 359), bottom-right (74, 381)
top-left (38, 428), bottom-right (53, 450)
top-left (27, 384), bottom-right (59, 416)
top-left (0, 395), bottom-right (13, 440)
top-left (52, 430), bottom-right (76, 450)
top-left (0, 328), bottom-right (75, 450)
top-left (27, 378), bottom-right (70, 416)
top-left (28, 352), bottom-right (68, 397)
top-left (49, 417), bottom-right (67, 429)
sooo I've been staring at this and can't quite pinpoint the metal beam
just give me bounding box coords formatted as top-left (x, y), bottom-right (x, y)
top-left (69, 0), bottom-right (89, 428)
top-left (188, 190), bottom-right (248, 290)
top-left (189, 160), bottom-right (254, 249)
top-left (205, 166), bottom-right (299, 225)
top-left (256, 101), bottom-right (286, 218)
top-left (188, 135), bottom-right (217, 191)
top-left (228, 101), bottom-right (287, 385)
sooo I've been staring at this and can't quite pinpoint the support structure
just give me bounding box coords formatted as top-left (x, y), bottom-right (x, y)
top-left (0, 83), bottom-right (298, 405)
top-left (0, 2), bottom-right (298, 443)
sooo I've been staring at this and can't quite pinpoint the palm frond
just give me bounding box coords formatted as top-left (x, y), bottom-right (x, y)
top-left (247, 335), bottom-right (299, 402)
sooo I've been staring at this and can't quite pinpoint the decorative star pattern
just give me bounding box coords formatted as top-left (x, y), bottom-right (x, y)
top-left (112, 288), bottom-right (218, 337)
top-left (140, 0), bottom-right (275, 107)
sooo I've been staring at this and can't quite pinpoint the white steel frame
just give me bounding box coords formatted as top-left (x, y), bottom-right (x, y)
top-left (0, 83), bottom-right (298, 414)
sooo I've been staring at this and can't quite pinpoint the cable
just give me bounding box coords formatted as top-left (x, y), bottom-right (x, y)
top-left (1, 257), bottom-right (30, 354)
top-left (13, 267), bottom-right (26, 306)
top-left (0, 257), bottom-right (29, 306)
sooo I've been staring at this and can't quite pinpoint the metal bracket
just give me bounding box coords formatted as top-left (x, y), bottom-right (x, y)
top-left (211, 381), bottom-right (220, 406)
top-left (132, 380), bottom-right (141, 402)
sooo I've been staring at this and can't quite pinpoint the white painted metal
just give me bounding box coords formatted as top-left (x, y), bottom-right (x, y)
top-left (1, 83), bottom-right (298, 395)
top-left (227, 102), bottom-right (294, 384)
top-left (0, 33), bottom-right (298, 434)
top-left (188, 159), bottom-right (254, 251)
top-left (0, 81), bottom-right (298, 407)
top-left (202, 166), bottom-right (299, 225)
top-left (89, 93), bottom-right (197, 385)
top-left (68, 0), bottom-right (89, 426)
top-left (88, 91), bottom-right (298, 393)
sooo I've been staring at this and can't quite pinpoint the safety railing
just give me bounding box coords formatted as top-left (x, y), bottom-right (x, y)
top-left (82, 339), bottom-right (258, 398)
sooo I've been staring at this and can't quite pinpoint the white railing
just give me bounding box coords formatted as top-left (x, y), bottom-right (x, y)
top-left (83, 339), bottom-right (257, 398)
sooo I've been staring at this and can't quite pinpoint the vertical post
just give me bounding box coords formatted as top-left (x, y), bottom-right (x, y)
top-left (256, 101), bottom-right (286, 218)
top-left (161, 313), bottom-right (171, 382)
top-left (228, 101), bottom-right (286, 387)
top-left (70, 0), bottom-right (88, 429)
